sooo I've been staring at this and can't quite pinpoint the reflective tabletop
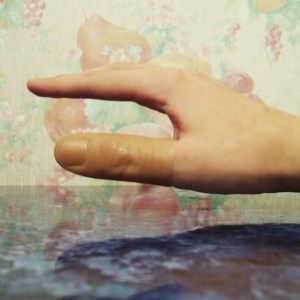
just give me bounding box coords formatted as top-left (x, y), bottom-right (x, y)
top-left (0, 186), bottom-right (299, 299)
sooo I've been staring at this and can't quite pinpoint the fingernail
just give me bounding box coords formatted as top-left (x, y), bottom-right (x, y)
top-left (55, 137), bottom-right (88, 166)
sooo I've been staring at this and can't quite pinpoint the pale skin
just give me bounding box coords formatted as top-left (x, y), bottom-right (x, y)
top-left (27, 62), bottom-right (300, 194)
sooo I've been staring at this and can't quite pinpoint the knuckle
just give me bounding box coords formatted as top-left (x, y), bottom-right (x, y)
top-left (109, 140), bottom-right (133, 171)
top-left (157, 68), bottom-right (190, 103)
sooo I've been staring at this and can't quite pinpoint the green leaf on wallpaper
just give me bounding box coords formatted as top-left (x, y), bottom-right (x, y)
top-left (8, 10), bottom-right (23, 27)
top-left (142, 25), bottom-right (177, 56)
top-left (172, 188), bottom-right (207, 209)
top-left (288, 32), bottom-right (300, 45)
top-left (246, 0), bottom-right (300, 31)
top-left (85, 100), bottom-right (149, 131)
top-left (277, 1), bottom-right (300, 30)
top-left (144, 24), bottom-right (177, 35)
top-left (219, 62), bottom-right (229, 75)
top-left (152, 43), bottom-right (165, 57)
top-left (1, 121), bottom-right (11, 131)
top-left (222, 35), bottom-right (232, 47)
top-left (174, 188), bottom-right (227, 212)
top-left (102, 180), bottom-right (120, 205)
top-left (0, 0), bottom-right (25, 29)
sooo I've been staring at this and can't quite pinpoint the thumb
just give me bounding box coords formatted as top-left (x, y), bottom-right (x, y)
top-left (54, 133), bottom-right (177, 186)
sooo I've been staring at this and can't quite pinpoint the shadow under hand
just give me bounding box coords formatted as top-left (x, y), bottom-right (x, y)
top-left (55, 224), bottom-right (300, 300)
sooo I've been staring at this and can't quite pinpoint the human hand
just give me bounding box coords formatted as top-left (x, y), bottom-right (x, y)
top-left (27, 62), bottom-right (300, 194)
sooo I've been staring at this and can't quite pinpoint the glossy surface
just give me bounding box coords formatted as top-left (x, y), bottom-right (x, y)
top-left (0, 186), bottom-right (299, 299)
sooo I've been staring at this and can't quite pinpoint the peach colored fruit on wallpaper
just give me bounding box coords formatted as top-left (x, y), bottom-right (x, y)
top-left (221, 70), bottom-right (262, 102)
top-left (77, 15), bottom-right (152, 71)
top-left (44, 98), bottom-right (90, 143)
top-left (221, 70), bottom-right (254, 94)
top-left (252, 0), bottom-right (288, 13)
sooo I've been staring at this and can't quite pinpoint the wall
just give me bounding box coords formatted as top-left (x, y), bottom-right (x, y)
top-left (0, 0), bottom-right (299, 187)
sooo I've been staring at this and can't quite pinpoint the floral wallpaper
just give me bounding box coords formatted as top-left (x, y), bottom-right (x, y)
top-left (0, 0), bottom-right (300, 193)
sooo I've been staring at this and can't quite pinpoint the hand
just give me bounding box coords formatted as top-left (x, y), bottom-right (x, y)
top-left (27, 62), bottom-right (300, 194)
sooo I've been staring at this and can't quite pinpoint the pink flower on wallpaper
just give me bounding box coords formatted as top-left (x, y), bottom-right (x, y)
top-left (5, 148), bottom-right (31, 164)
top-left (4, 107), bottom-right (18, 118)
top-left (163, 38), bottom-right (193, 57)
top-left (24, 0), bottom-right (46, 28)
top-left (12, 114), bottom-right (31, 137)
top-left (145, 0), bottom-right (175, 27)
top-left (201, 44), bottom-right (213, 57)
top-left (101, 45), bottom-right (143, 64)
top-left (227, 23), bottom-right (241, 39)
top-left (42, 166), bottom-right (75, 186)
top-left (66, 47), bottom-right (82, 59)
top-left (0, 105), bottom-right (35, 167)
top-left (144, 0), bottom-right (186, 28)
top-left (0, 134), bottom-right (7, 147)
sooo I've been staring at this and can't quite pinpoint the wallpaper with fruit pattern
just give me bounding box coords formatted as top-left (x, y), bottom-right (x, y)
top-left (0, 0), bottom-right (300, 196)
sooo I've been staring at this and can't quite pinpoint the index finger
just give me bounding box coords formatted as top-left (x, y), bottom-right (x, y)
top-left (27, 65), bottom-right (182, 114)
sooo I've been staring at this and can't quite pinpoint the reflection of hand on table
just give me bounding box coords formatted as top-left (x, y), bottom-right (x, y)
top-left (27, 62), bottom-right (300, 194)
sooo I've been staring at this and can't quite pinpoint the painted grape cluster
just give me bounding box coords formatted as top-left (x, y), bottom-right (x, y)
top-left (23, 0), bottom-right (46, 28)
top-left (228, 23), bottom-right (241, 38)
top-left (265, 25), bottom-right (282, 60)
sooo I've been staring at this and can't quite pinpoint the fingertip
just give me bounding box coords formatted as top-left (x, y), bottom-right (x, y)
top-left (54, 135), bottom-right (88, 168)
top-left (54, 136), bottom-right (65, 166)
top-left (27, 79), bottom-right (35, 91)
top-left (27, 77), bottom-right (54, 97)
top-left (27, 78), bottom-right (42, 95)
